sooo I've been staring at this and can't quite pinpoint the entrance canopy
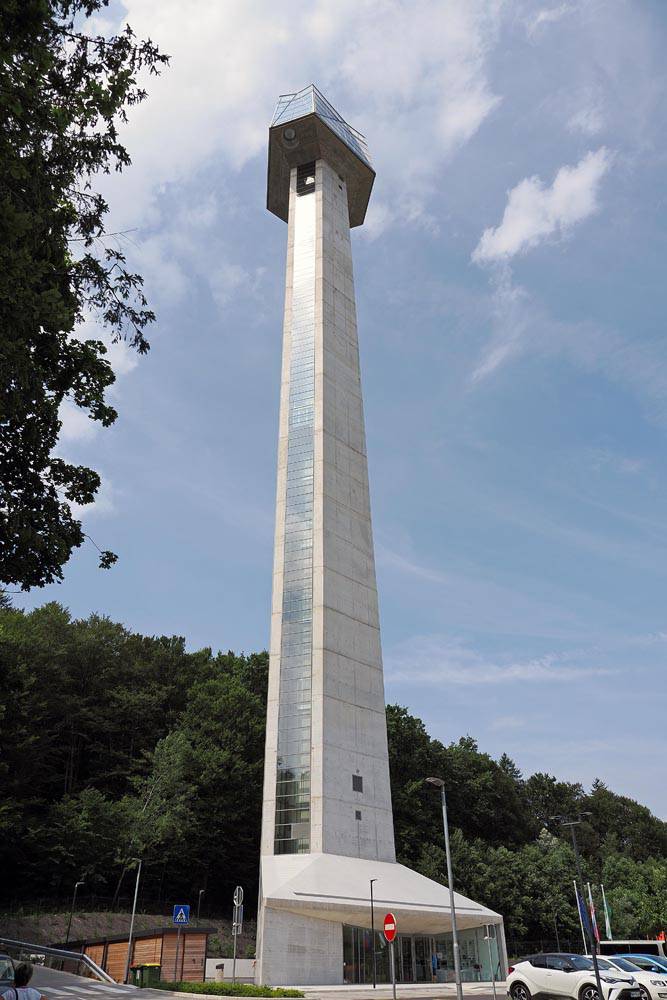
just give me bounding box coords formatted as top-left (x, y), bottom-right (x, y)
top-left (261, 853), bottom-right (501, 935)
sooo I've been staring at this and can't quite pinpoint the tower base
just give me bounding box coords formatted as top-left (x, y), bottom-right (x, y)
top-left (255, 853), bottom-right (506, 986)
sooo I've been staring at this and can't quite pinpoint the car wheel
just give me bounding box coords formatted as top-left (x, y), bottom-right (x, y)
top-left (639, 989), bottom-right (649, 1000)
top-left (579, 985), bottom-right (600, 1000)
top-left (511, 983), bottom-right (532, 1000)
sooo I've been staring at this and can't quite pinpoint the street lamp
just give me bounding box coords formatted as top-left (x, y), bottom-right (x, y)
top-left (197, 889), bottom-right (206, 924)
top-left (370, 878), bottom-right (377, 989)
top-left (65, 880), bottom-right (85, 947)
top-left (426, 777), bottom-right (463, 1000)
top-left (551, 814), bottom-right (604, 1000)
top-left (123, 858), bottom-right (142, 985)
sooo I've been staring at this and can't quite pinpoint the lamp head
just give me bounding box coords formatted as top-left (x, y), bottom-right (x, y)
top-left (425, 776), bottom-right (445, 789)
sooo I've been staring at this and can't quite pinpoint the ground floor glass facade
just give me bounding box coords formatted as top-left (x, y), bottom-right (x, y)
top-left (343, 924), bottom-right (502, 984)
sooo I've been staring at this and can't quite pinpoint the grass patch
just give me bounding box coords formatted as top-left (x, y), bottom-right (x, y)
top-left (155, 982), bottom-right (304, 997)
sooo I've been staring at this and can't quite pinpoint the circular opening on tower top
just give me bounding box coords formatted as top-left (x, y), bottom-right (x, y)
top-left (283, 127), bottom-right (297, 143)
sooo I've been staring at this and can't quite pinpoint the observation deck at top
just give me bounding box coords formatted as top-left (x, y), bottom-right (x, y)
top-left (267, 84), bottom-right (375, 228)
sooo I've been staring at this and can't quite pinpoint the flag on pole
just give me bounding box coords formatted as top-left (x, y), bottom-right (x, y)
top-left (575, 881), bottom-right (591, 939)
top-left (600, 884), bottom-right (612, 940)
top-left (587, 883), bottom-right (600, 944)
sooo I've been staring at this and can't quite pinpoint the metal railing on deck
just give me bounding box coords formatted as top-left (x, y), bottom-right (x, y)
top-left (0, 937), bottom-right (115, 984)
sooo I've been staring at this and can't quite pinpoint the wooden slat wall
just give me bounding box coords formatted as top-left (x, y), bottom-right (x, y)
top-left (161, 933), bottom-right (182, 981)
top-left (82, 931), bottom-right (206, 983)
top-left (105, 941), bottom-right (127, 982)
top-left (182, 933), bottom-right (207, 982)
top-left (85, 944), bottom-right (104, 968)
top-left (133, 936), bottom-right (162, 965)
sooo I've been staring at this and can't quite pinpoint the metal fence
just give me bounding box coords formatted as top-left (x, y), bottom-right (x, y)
top-left (0, 937), bottom-right (114, 983)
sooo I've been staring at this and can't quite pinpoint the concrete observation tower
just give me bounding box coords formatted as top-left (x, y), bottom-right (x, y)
top-left (256, 85), bottom-right (506, 986)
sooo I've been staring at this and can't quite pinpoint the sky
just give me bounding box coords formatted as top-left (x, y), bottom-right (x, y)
top-left (20, 0), bottom-right (667, 817)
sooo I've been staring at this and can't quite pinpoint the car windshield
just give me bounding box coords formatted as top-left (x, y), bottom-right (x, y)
top-left (612, 959), bottom-right (642, 972)
top-left (628, 957), bottom-right (667, 972)
top-left (566, 956), bottom-right (595, 971)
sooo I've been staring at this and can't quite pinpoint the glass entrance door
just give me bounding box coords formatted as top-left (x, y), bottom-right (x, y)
top-left (414, 936), bottom-right (433, 982)
top-left (398, 936), bottom-right (413, 982)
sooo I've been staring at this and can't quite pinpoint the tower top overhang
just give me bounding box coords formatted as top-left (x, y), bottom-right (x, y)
top-left (267, 85), bottom-right (375, 228)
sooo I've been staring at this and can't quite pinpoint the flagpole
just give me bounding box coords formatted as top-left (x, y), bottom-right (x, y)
top-left (574, 880), bottom-right (587, 952)
top-left (587, 883), bottom-right (600, 946)
top-left (601, 884), bottom-right (612, 940)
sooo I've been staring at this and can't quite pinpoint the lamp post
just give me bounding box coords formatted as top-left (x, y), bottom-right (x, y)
top-left (552, 814), bottom-right (604, 1000)
top-left (426, 777), bottom-right (463, 1000)
top-left (370, 878), bottom-right (377, 988)
top-left (484, 925), bottom-right (498, 1000)
top-left (65, 880), bottom-right (85, 947)
top-left (197, 889), bottom-right (206, 924)
top-left (123, 858), bottom-right (142, 985)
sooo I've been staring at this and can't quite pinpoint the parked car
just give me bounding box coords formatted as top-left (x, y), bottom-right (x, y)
top-left (507, 953), bottom-right (640, 1000)
top-left (0, 954), bottom-right (15, 991)
top-left (589, 956), bottom-right (667, 1000)
top-left (617, 958), bottom-right (667, 976)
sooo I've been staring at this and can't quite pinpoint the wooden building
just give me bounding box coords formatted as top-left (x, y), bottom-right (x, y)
top-left (66, 925), bottom-right (216, 983)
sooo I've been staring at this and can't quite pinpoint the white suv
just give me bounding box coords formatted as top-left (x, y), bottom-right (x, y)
top-left (590, 956), bottom-right (667, 1000)
top-left (507, 953), bottom-right (641, 1000)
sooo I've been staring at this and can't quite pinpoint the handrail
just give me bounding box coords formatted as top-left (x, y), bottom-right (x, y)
top-left (0, 937), bottom-right (116, 985)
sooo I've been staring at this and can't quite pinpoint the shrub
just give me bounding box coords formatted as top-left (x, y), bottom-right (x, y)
top-left (155, 982), bottom-right (304, 997)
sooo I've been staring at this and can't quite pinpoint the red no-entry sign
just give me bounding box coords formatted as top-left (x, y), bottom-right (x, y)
top-left (383, 912), bottom-right (397, 942)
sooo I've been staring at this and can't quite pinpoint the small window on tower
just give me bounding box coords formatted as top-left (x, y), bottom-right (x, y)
top-left (355, 810), bottom-right (362, 821)
top-left (297, 162), bottom-right (316, 195)
top-left (352, 774), bottom-right (363, 793)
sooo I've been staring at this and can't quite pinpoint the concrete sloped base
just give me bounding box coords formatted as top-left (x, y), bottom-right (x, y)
top-left (256, 853), bottom-right (505, 986)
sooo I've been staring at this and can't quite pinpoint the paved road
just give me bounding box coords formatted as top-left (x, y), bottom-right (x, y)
top-left (28, 966), bottom-right (166, 999)
top-left (302, 986), bottom-right (504, 1000)
top-left (28, 966), bottom-right (505, 1000)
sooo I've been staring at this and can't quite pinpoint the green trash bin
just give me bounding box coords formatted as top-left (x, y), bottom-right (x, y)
top-left (130, 964), bottom-right (161, 987)
top-left (143, 964), bottom-right (161, 986)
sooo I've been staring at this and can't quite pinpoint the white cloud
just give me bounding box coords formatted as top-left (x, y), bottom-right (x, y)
top-left (71, 477), bottom-right (117, 521)
top-left (209, 262), bottom-right (265, 308)
top-left (589, 448), bottom-right (646, 476)
top-left (385, 635), bottom-right (611, 686)
top-left (491, 714), bottom-right (525, 731)
top-left (470, 265), bottom-right (532, 381)
top-left (469, 274), bottom-right (667, 426)
top-left (472, 147), bottom-right (612, 263)
top-left (58, 398), bottom-right (99, 443)
top-left (526, 4), bottom-right (576, 39)
top-left (110, 0), bottom-right (502, 228)
top-left (57, 313), bottom-right (141, 447)
top-left (568, 102), bottom-right (605, 136)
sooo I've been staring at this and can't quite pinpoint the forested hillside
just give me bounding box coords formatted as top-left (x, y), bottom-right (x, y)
top-left (2, 602), bottom-right (666, 949)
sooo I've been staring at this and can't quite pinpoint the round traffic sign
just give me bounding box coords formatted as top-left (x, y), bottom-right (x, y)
top-left (383, 912), bottom-right (397, 942)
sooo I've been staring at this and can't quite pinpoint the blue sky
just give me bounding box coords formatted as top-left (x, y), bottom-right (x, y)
top-left (21, 0), bottom-right (667, 817)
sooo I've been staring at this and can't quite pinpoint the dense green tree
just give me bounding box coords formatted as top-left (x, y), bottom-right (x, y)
top-left (0, 0), bottom-right (168, 589)
top-left (1, 601), bottom-right (665, 947)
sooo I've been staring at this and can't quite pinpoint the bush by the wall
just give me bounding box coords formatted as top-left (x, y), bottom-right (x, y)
top-left (155, 982), bottom-right (304, 997)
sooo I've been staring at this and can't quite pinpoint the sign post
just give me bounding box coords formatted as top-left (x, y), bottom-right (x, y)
top-left (383, 913), bottom-right (397, 1000)
top-left (232, 886), bottom-right (244, 985)
top-left (172, 904), bottom-right (190, 981)
top-left (484, 925), bottom-right (497, 1000)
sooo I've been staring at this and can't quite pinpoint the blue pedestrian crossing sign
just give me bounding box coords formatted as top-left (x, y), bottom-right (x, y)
top-left (173, 904), bottom-right (190, 925)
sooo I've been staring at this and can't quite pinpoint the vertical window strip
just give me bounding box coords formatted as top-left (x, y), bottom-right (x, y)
top-left (274, 169), bottom-right (316, 855)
